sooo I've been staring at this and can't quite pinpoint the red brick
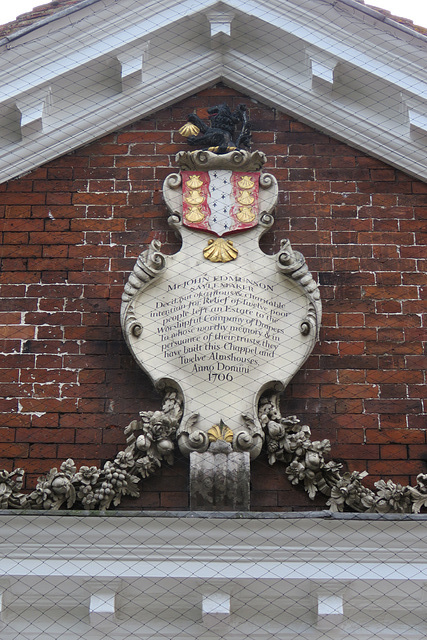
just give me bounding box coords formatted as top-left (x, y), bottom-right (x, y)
top-left (366, 428), bottom-right (425, 444)
top-left (0, 86), bottom-right (425, 510)
top-left (334, 444), bottom-right (379, 459)
top-left (365, 400), bottom-right (422, 414)
top-left (368, 460), bottom-right (426, 475)
top-left (379, 444), bottom-right (408, 459)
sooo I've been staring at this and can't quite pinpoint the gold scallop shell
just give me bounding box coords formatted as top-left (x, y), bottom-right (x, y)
top-left (236, 206), bottom-right (255, 223)
top-left (237, 175), bottom-right (255, 189)
top-left (178, 122), bottom-right (200, 137)
top-left (237, 190), bottom-right (255, 205)
top-left (186, 175), bottom-right (204, 189)
top-left (185, 190), bottom-right (205, 205)
top-left (203, 238), bottom-right (238, 263)
top-left (185, 205), bottom-right (205, 223)
top-left (208, 422), bottom-right (234, 443)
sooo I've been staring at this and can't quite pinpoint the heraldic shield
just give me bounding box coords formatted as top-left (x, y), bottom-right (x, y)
top-left (182, 170), bottom-right (259, 236)
top-left (121, 148), bottom-right (322, 461)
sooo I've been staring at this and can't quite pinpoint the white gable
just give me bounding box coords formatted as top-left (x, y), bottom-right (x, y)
top-left (1, 0), bottom-right (427, 183)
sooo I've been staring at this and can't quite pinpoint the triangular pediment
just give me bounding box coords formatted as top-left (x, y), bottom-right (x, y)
top-left (1, 0), bottom-right (427, 183)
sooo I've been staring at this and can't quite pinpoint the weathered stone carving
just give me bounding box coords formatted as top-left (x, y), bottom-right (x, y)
top-left (0, 389), bottom-right (181, 511)
top-left (175, 149), bottom-right (266, 172)
top-left (190, 440), bottom-right (250, 511)
top-left (121, 238), bottom-right (167, 339)
top-left (276, 239), bottom-right (321, 339)
top-left (1, 396), bottom-right (426, 511)
top-left (124, 387), bottom-right (183, 469)
top-left (259, 390), bottom-right (427, 513)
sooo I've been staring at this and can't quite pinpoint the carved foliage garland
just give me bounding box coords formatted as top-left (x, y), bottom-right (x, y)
top-left (259, 392), bottom-right (427, 514)
top-left (1, 389), bottom-right (427, 512)
top-left (0, 389), bottom-right (183, 511)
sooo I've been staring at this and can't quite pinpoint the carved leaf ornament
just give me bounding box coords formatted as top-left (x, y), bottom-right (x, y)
top-left (3, 143), bottom-right (425, 512)
top-left (2, 391), bottom-right (427, 512)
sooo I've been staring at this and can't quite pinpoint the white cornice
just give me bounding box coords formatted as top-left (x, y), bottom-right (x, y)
top-left (0, 0), bottom-right (426, 183)
top-left (0, 513), bottom-right (426, 639)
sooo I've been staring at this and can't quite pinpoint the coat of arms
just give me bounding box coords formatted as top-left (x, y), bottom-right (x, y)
top-left (182, 170), bottom-right (259, 236)
top-left (120, 103), bottom-right (322, 471)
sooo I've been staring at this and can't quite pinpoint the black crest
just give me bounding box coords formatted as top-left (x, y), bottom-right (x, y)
top-left (181, 103), bottom-right (251, 153)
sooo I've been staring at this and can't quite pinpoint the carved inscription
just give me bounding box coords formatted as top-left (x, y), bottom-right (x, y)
top-left (149, 274), bottom-right (296, 383)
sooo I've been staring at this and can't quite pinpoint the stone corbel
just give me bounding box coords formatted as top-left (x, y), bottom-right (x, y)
top-left (307, 50), bottom-right (336, 92)
top-left (316, 588), bottom-right (344, 629)
top-left (202, 592), bottom-right (231, 625)
top-left (206, 11), bottom-right (235, 49)
top-left (117, 43), bottom-right (149, 91)
top-left (89, 581), bottom-right (120, 626)
top-left (405, 97), bottom-right (427, 139)
top-left (16, 86), bottom-right (52, 137)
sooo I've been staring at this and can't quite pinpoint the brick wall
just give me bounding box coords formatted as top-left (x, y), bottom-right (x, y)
top-left (0, 84), bottom-right (425, 510)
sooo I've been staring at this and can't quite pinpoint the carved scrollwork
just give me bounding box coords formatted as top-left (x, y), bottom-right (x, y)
top-left (122, 239), bottom-right (166, 304)
top-left (163, 173), bottom-right (183, 217)
top-left (175, 149), bottom-right (267, 172)
top-left (259, 213), bottom-right (274, 228)
top-left (177, 413), bottom-right (210, 455)
top-left (258, 172), bottom-right (278, 220)
top-left (121, 239), bottom-right (167, 340)
top-left (276, 238), bottom-right (321, 339)
top-left (164, 172), bottom-right (182, 190)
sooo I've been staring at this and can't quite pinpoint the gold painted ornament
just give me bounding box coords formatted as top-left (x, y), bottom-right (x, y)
top-left (178, 122), bottom-right (200, 137)
top-left (186, 175), bottom-right (204, 189)
top-left (236, 206), bottom-right (255, 223)
top-left (237, 175), bottom-right (255, 189)
top-left (237, 190), bottom-right (255, 205)
top-left (208, 421), bottom-right (234, 443)
top-left (203, 238), bottom-right (238, 263)
top-left (185, 205), bottom-right (205, 223)
top-left (185, 190), bottom-right (205, 206)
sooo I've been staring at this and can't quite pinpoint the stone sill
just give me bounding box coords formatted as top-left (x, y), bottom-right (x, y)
top-left (0, 508), bottom-right (426, 520)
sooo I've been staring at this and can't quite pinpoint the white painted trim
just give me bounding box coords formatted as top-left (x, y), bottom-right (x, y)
top-left (0, 0), bottom-right (426, 183)
top-left (0, 514), bottom-right (426, 638)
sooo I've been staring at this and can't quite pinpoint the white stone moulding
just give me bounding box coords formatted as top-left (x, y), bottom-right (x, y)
top-left (0, 0), bottom-right (427, 182)
top-left (0, 514), bottom-right (426, 639)
top-left (121, 150), bottom-right (321, 461)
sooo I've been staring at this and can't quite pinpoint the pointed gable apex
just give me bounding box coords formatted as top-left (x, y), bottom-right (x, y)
top-left (1, 0), bottom-right (427, 183)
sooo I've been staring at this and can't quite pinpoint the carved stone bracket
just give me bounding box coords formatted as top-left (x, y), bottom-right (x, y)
top-left (190, 441), bottom-right (250, 511)
top-left (175, 149), bottom-right (267, 172)
top-left (120, 239), bottom-right (167, 339)
top-left (277, 238), bottom-right (322, 340)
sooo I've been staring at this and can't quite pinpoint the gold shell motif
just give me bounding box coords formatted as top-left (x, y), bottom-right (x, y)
top-left (236, 206), bottom-right (255, 223)
top-left (185, 206), bottom-right (205, 223)
top-left (237, 190), bottom-right (255, 205)
top-left (186, 175), bottom-right (204, 189)
top-left (178, 122), bottom-right (200, 137)
top-left (208, 422), bottom-right (234, 443)
top-left (185, 190), bottom-right (205, 206)
top-left (237, 175), bottom-right (255, 189)
top-left (203, 238), bottom-right (238, 263)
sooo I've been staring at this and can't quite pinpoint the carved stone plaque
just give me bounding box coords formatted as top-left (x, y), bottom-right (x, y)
top-left (121, 150), bottom-right (321, 460)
